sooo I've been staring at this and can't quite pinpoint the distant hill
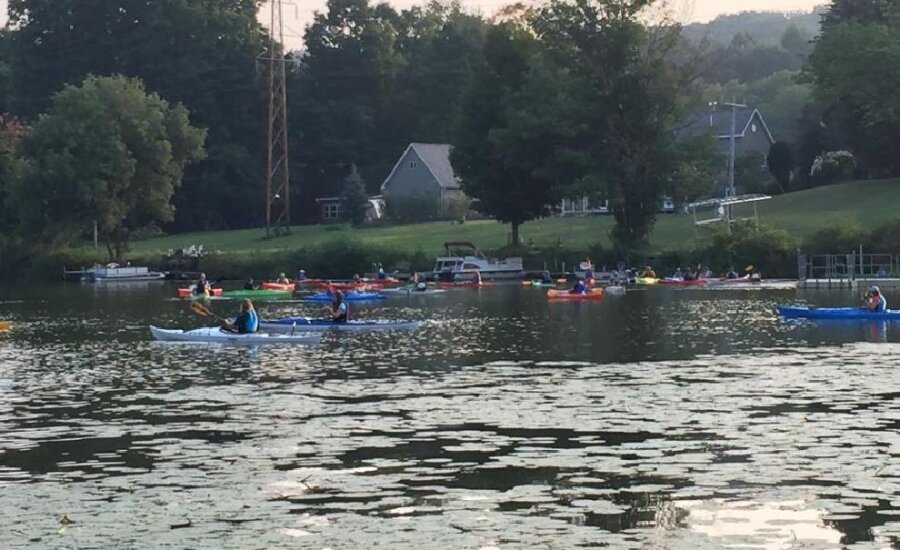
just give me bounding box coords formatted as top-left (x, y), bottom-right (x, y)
top-left (683, 7), bottom-right (826, 47)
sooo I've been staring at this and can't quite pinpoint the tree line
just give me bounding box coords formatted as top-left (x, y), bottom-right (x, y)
top-left (0, 0), bottom-right (895, 258)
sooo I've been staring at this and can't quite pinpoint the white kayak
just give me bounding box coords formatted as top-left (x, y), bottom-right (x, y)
top-left (150, 326), bottom-right (321, 345)
top-left (258, 318), bottom-right (422, 333)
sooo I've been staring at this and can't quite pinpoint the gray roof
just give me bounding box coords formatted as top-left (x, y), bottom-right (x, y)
top-left (381, 143), bottom-right (460, 191)
top-left (678, 106), bottom-right (775, 143)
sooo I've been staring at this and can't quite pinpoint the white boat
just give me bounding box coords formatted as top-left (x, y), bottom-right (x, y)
top-left (84, 264), bottom-right (166, 283)
top-left (150, 326), bottom-right (320, 345)
top-left (259, 318), bottom-right (422, 333)
top-left (432, 241), bottom-right (524, 281)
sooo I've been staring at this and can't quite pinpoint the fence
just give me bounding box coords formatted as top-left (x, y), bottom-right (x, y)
top-left (798, 252), bottom-right (898, 282)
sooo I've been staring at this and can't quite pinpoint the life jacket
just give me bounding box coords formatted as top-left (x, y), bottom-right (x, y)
top-left (334, 301), bottom-right (348, 322)
top-left (237, 309), bottom-right (258, 333)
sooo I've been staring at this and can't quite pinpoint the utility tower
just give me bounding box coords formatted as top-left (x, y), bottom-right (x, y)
top-left (265, 0), bottom-right (290, 236)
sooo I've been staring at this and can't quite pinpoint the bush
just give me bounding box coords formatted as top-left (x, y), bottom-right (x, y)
top-left (802, 218), bottom-right (865, 254)
top-left (865, 218), bottom-right (900, 253)
top-left (385, 194), bottom-right (439, 222)
top-left (809, 150), bottom-right (856, 186)
top-left (702, 221), bottom-right (798, 277)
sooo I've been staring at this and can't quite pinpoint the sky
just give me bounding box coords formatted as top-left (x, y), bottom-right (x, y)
top-left (0, 0), bottom-right (823, 43)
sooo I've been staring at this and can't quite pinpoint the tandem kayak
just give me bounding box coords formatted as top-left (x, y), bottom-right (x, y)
top-left (177, 287), bottom-right (223, 299)
top-left (776, 306), bottom-right (900, 320)
top-left (220, 289), bottom-right (293, 300)
top-left (658, 278), bottom-right (708, 286)
top-left (547, 288), bottom-right (604, 300)
top-left (303, 291), bottom-right (386, 302)
top-left (259, 318), bottom-right (422, 332)
top-left (149, 326), bottom-right (321, 344)
top-left (260, 282), bottom-right (296, 292)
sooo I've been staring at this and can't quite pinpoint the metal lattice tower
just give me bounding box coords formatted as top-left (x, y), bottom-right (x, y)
top-left (265, 0), bottom-right (290, 236)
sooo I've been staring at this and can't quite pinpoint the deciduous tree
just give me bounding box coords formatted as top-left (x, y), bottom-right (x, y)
top-left (15, 75), bottom-right (205, 260)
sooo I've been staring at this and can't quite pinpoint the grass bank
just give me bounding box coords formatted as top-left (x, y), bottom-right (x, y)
top-left (130, 179), bottom-right (900, 258)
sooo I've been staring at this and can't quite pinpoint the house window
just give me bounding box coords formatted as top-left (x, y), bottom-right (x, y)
top-left (409, 161), bottom-right (417, 169)
top-left (323, 203), bottom-right (340, 220)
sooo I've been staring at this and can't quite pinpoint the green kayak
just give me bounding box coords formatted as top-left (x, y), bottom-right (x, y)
top-left (220, 289), bottom-right (293, 300)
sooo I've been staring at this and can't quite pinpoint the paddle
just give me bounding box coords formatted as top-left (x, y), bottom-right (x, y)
top-left (189, 301), bottom-right (228, 324)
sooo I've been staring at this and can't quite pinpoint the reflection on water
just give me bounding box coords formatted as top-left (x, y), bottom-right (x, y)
top-left (0, 284), bottom-right (899, 548)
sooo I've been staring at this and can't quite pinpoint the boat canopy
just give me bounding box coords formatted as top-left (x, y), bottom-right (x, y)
top-left (443, 241), bottom-right (485, 258)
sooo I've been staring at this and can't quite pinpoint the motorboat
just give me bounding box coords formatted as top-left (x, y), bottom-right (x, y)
top-left (432, 241), bottom-right (524, 281)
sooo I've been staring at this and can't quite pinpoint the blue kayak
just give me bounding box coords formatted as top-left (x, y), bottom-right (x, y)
top-left (303, 291), bottom-right (385, 302)
top-left (777, 305), bottom-right (900, 320)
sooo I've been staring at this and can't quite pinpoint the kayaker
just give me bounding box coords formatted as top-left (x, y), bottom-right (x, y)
top-left (583, 263), bottom-right (594, 283)
top-left (540, 270), bottom-right (553, 284)
top-left (725, 266), bottom-right (739, 279)
top-left (325, 290), bottom-right (349, 323)
top-left (699, 266), bottom-right (712, 279)
top-left (276, 272), bottom-right (290, 284)
top-left (224, 299), bottom-right (258, 334)
top-left (672, 267), bottom-right (684, 280)
top-left (193, 273), bottom-right (211, 296)
top-left (377, 264), bottom-right (386, 280)
top-left (295, 269), bottom-right (307, 282)
top-left (866, 286), bottom-right (887, 313)
top-left (243, 278), bottom-right (256, 291)
top-left (571, 279), bottom-right (587, 294)
top-left (684, 268), bottom-right (697, 282)
top-left (640, 266), bottom-right (657, 278)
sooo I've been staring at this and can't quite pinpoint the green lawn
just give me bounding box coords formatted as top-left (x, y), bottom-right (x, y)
top-left (131, 179), bottom-right (900, 257)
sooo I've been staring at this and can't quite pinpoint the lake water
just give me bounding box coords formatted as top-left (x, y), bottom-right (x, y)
top-left (1, 283), bottom-right (900, 548)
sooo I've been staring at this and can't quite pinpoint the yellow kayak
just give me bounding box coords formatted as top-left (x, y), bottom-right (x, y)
top-left (635, 277), bottom-right (659, 285)
top-left (0, 320), bottom-right (12, 331)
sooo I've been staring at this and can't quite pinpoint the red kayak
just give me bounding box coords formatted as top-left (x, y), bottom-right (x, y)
top-left (177, 287), bottom-right (223, 298)
top-left (658, 278), bottom-right (708, 286)
top-left (260, 282), bottom-right (296, 291)
top-left (547, 288), bottom-right (604, 300)
top-left (437, 281), bottom-right (496, 288)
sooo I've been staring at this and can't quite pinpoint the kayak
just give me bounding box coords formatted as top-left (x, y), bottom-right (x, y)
top-left (547, 288), bottom-right (604, 300)
top-left (149, 326), bottom-right (321, 344)
top-left (380, 287), bottom-right (447, 296)
top-left (658, 278), bottom-right (708, 286)
top-left (303, 291), bottom-right (386, 302)
top-left (177, 287), bottom-right (223, 299)
top-left (260, 282), bottom-right (296, 291)
top-left (220, 289), bottom-right (293, 300)
top-left (259, 318), bottom-right (422, 332)
top-left (776, 306), bottom-right (900, 320)
top-left (437, 281), bottom-right (495, 288)
top-left (0, 320), bottom-right (11, 331)
top-left (635, 277), bottom-right (659, 285)
top-left (316, 282), bottom-right (370, 291)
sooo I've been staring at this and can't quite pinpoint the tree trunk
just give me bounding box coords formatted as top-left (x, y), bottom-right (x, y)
top-left (510, 221), bottom-right (520, 247)
top-left (113, 226), bottom-right (127, 263)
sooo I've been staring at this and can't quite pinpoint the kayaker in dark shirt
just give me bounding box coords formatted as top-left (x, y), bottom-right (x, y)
top-left (325, 290), bottom-right (349, 322)
top-left (193, 273), bottom-right (211, 296)
top-left (725, 266), bottom-right (739, 279)
top-left (572, 280), bottom-right (587, 294)
top-left (243, 278), bottom-right (255, 290)
top-left (540, 271), bottom-right (553, 284)
top-left (224, 299), bottom-right (258, 333)
top-left (377, 264), bottom-right (386, 280)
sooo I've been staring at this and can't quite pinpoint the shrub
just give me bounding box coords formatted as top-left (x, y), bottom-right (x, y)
top-left (802, 218), bottom-right (865, 254)
top-left (809, 150), bottom-right (856, 186)
top-left (865, 218), bottom-right (900, 253)
top-left (703, 221), bottom-right (798, 277)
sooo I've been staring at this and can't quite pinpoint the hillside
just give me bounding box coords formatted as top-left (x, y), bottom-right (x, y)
top-left (130, 179), bottom-right (900, 258)
top-left (682, 8), bottom-right (824, 47)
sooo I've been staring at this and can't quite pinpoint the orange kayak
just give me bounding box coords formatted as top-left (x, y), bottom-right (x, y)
top-left (177, 287), bottom-right (223, 299)
top-left (261, 282), bottom-right (296, 291)
top-left (547, 288), bottom-right (604, 300)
